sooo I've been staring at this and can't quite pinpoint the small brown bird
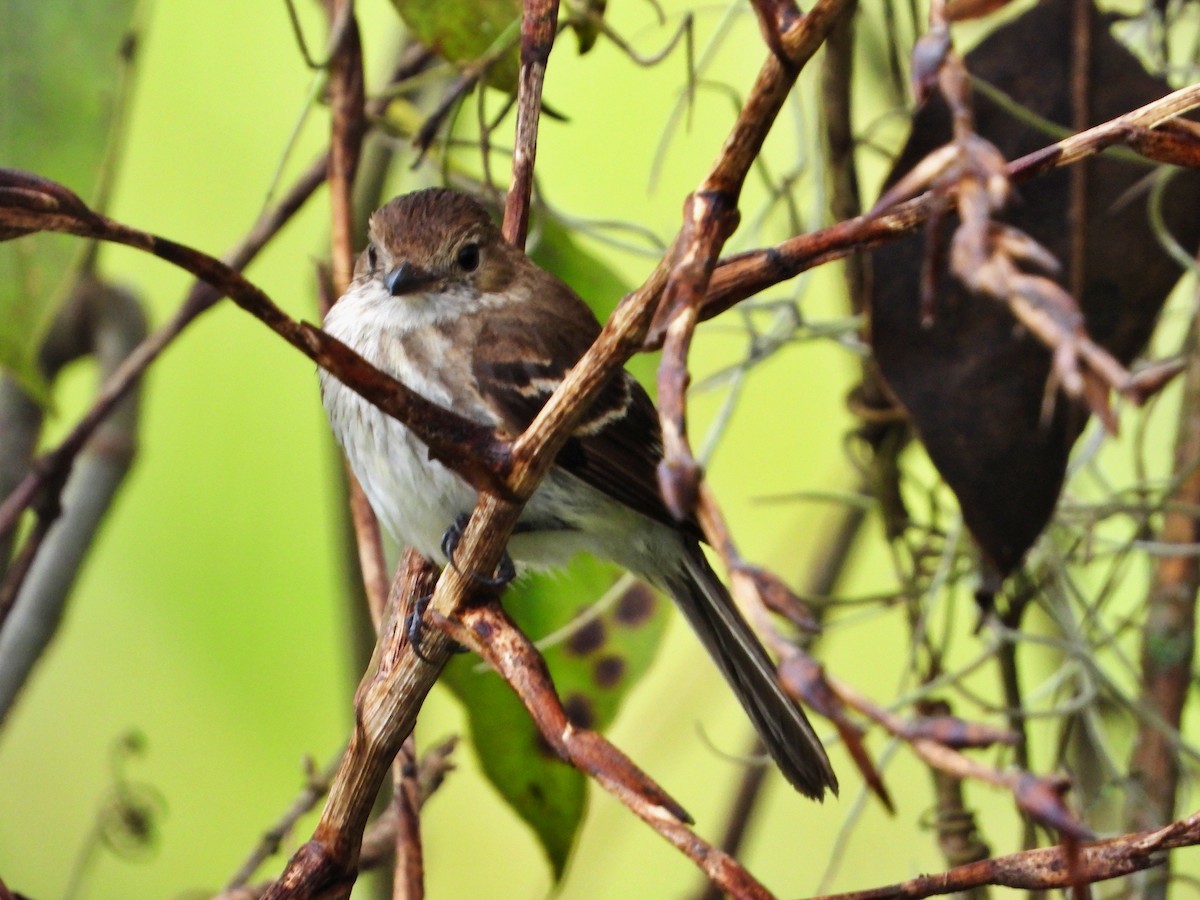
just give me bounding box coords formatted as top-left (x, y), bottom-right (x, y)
top-left (319, 188), bottom-right (838, 799)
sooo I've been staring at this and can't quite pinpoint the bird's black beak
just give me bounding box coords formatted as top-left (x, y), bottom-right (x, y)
top-left (385, 262), bottom-right (436, 296)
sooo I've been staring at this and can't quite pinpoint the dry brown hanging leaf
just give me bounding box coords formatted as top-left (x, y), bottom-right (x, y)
top-left (868, 0), bottom-right (1200, 584)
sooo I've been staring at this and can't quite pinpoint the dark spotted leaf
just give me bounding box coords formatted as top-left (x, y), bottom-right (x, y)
top-left (442, 561), bottom-right (668, 878)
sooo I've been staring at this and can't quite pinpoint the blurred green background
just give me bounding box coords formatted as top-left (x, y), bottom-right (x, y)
top-left (0, 0), bottom-right (1195, 897)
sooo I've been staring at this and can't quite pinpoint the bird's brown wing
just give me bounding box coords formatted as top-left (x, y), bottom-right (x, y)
top-left (471, 286), bottom-right (701, 540)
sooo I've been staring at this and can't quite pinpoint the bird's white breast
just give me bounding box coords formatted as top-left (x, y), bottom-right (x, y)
top-left (320, 292), bottom-right (479, 562)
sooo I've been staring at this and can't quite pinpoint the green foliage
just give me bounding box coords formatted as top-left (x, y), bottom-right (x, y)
top-left (0, 0), bottom-right (137, 398)
top-left (442, 559), bottom-right (669, 877)
top-left (385, 0), bottom-right (605, 91)
top-left (387, 0), bottom-right (522, 89)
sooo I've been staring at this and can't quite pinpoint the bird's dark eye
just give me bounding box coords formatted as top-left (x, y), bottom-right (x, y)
top-left (457, 243), bottom-right (480, 272)
top-left (366, 244), bottom-right (378, 270)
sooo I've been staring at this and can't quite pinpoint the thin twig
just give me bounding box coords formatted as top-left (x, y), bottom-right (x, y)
top-left (502, 0), bottom-right (559, 247)
top-left (811, 811), bottom-right (1200, 899)
top-left (654, 0), bottom-right (853, 519)
top-left (391, 737), bottom-right (424, 900)
top-left (324, 0), bottom-right (365, 293)
top-left (224, 754), bottom-right (344, 891)
top-left (1124, 302), bottom-right (1200, 896)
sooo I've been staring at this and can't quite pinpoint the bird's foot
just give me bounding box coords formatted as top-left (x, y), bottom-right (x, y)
top-left (405, 593), bottom-right (469, 663)
top-left (440, 513), bottom-right (517, 589)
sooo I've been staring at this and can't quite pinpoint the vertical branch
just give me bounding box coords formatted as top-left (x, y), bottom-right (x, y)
top-left (920, 699), bottom-right (991, 898)
top-left (823, 0), bottom-right (909, 538)
top-left (819, 0), bottom-right (913, 544)
top-left (318, 0), bottom-right (386, 623)
top-left (391, 736), bottom-right (424, 900)
top-left (1124, 306), bottom-right (1200, 897)
top-left (502, 0), bottom-right (560, 247)
top-left (324, 0), bottom-right (366, 293)
top-left (655, 0), bottom-right (854, 518)
top-left (1066, 0), bottom-right (1092, 303)
top-left (321, 12), bottom-right (427, 898)
top-left (821, 0), bottom-right (865, 302)
top-left (335, 44), bottom-right (439, 636)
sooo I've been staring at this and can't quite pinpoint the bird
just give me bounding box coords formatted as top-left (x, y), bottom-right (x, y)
top-left (319, 187), bottom-right (837, 799)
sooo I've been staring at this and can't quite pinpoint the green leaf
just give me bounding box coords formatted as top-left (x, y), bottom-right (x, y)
top-left (443, 559), bottom-right (669, 878)
top-left (387, 0), bottom-right (606, 92)
top-left (0, 0), bottom-right (137, 396)
top-left (388, 0), bottom-right (522, 90)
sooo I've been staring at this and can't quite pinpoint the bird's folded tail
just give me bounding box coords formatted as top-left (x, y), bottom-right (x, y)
top-left (661, 544), bottom-right (838, 800)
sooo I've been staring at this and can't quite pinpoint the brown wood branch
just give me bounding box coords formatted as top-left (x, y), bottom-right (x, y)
top-left (821, 0), bottom-right (867, 308)
top-left (811, 811), bottom-right (1200, 899)
top-left (655, 191), bottom-right (739, 480)
top-left (1125, 305), bottom-right (1200, 872)
top-left (651, 0), bottom-right (855, 517)
top-left (263, 552), bottom-right (447, 899)
top-left (324, 0), bottom-right (365, 293)
top-left (502, 0), bottom-right (559, 248)
top-left (437, 598), bottom-right (690, 819)
top-left (433, 597), bottom-right (778, 900)
top-left (391, 736), bottom-right (424, 900)
top-left (703, 0), bottom-right (853, 200)
top-left (669, 81), bottom-right (1200, 347)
